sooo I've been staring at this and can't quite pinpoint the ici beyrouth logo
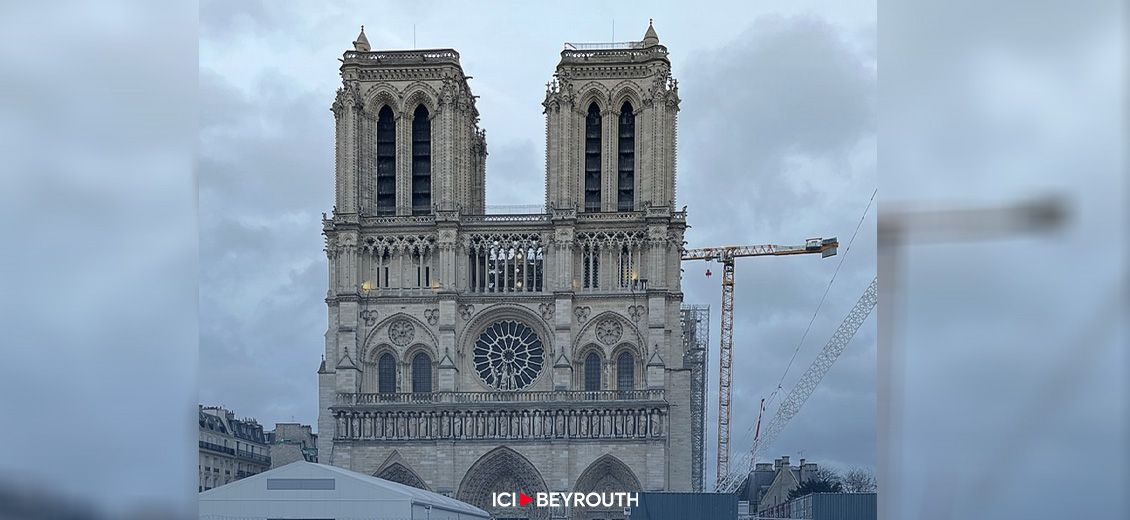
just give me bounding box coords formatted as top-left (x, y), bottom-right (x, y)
top-left (491, 491), bottom-right (639, 509)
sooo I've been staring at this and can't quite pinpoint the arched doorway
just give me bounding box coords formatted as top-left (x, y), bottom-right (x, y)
top-left (572, 454), bottom-right (643, 520)
top-left (458, 447), bottom-right (550, 520)
top-left (375, 461), bottom-right (429, 491)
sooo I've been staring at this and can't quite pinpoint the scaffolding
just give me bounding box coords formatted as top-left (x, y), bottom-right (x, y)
top-left (681, 304), bottom-right (711, 492)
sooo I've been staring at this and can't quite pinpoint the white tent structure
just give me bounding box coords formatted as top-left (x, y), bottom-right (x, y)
top-left (199, 461), bottom-right (490, 520)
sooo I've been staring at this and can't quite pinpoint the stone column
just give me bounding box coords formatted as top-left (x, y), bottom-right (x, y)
top-left (331, 88), bottom-right (351, 212)
top-left (396, 110), bottom-right (411, 215)
top-left (602, 105), bottom-right (616, 212)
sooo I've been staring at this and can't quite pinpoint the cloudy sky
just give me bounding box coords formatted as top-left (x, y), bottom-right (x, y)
top-left (198, 0), bottom-right (878, 485)
top-left (0, 1), bottom-right (1120, 518)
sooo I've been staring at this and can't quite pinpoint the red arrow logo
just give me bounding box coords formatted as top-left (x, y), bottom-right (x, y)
top-left (518, 492), bottom-right (533, 506)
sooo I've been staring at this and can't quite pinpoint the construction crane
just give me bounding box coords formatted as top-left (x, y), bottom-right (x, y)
top-left (716, 277), bottom-right (878, 493)
top-left (681, 237), bottom-right (839, 488)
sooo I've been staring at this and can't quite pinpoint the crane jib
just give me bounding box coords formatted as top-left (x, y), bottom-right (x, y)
top-left (677, 237), bottom-right (839, 490)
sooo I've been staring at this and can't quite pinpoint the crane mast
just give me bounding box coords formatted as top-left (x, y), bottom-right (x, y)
top-left (716, 277), bottom-right (878, 493)
top-left (682, 237), bottom-right (838, 488)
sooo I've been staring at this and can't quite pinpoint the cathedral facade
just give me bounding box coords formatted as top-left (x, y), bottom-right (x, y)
top-left (317, 22), bottom-right (696, 519)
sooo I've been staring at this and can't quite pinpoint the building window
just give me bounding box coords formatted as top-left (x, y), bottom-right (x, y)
top-left (411, 352), bottom-right (432, 393)
top-left (617, 245), bottom-right (638, 289)
top-left (582, 244), bottom-right (600, 290)
top-left (617, 101), bottom-right (635, 211)
top-left (468, 236), bottom-right (544, 293)
top-left (584, 352), bottom-right (602, 391)
top-left (472, 319), bottom-right (545, 391)
top-left (414, 250), bottom-right (431, 288)
top-left (411, 104), bottom-right (431, 214)
top-left (617, 351), bottom-right (635, 391)
top-left (376, 105), bottom-right (396, 215)
top-left (365, 250), bottom-right (391, 289)
top-left (584, 102), bottom-right (602, 212)
top-left (378, 352), bottom-right (397, 394)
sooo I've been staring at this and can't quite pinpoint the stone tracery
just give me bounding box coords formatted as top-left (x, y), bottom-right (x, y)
top-left (322, 22), bottom-right (691, 504)
top-left (457, 447), bottom-right (550, 520)
top-left (472, 319), bottom-right (545, 390)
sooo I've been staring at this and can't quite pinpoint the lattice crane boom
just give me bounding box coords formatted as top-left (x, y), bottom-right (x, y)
top-left (681, 237), bottom-right (839, 488)
top-left (717, 277), bottom-right (878, 494)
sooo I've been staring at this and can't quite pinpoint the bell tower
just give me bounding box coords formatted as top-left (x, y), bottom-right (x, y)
top-left (332, 26), bottom-right (487, 217)
top-left (543, 20), bottom-right (680, 213)
top-left (319, 23), bottom-right (697, 510)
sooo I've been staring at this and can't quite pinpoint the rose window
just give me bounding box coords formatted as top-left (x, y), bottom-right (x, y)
top-left (473, 320), bottom-right (545, 390)
top-left (595, 318), bottom-right (623, 345)
top-left (388, 319), bottom-right (415, 346)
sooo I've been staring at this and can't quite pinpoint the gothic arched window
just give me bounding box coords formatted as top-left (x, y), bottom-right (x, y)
top-left (376, 106), bottom-right (396, 215)
top-left (378, 352), bottom-right (397, 394)
top-left (411, 104), bottom-right (431, 215)
top-left (584, 102), bottom-right (602, 212)
top-left (411, 352), bottom-right (432, 393)
top-left (617, 101), bottom-right (635, 211)
top-left (617, 351), bottom-right (635, 391)
top-left (584, 351), bottom-right (602, 391)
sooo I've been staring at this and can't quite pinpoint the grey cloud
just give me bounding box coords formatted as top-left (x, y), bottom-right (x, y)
top-left (197, 65), bottom-right (331, 426)
top-left (679, 14), bottom-right (875, 239)
top-left (676, 15), bottom-right (877, 479)
top-left (196, 4), bottom-right (878, 488)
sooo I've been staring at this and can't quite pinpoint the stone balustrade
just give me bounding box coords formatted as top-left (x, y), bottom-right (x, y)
top-left (336, 389), bottom-right (665, 405)
top-left (332, 406), bottom-right (667, 442)
top-left (342, 49), bottom-right (461, 65)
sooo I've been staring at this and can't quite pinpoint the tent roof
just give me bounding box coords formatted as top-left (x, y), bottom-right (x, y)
top-left (200, 461), bottom-right (489, 518)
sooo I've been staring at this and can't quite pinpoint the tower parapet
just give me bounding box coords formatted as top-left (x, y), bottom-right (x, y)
top-left (545, 20), bottom-right (680, 215)
top-left (334, 27), bottom-right (485, 217)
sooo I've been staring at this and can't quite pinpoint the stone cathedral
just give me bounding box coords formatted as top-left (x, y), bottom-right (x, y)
top-left (317, 22), bottom-right (699, 519)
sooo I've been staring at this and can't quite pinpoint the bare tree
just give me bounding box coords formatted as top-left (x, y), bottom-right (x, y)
top-left (811, 467), bottom-right (842, 486)
top-left (841, 467), bottom-right (877, 493)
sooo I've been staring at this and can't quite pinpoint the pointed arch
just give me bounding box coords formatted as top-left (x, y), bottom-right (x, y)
top-left (572, 343), bottom-right (606, 391)
top-left (616, 349), bottom-right (636, 391)
top-left (401, 83), bottom-right (440, 116)
top-left (573, 453), bottom-right (643, 494)
top-left (610, 80), bottom-right (645, 113)
top-left (610, 342), bottom-right (644, 392)
top-left (359, 343), bottom-right (396, 393)
top-left (376, 462), bottom-right (429, 490)
top-left (617, 99), bottom-right (636, 211)
top-left (458, 447), bottom-right (549, 520)
top-left (374, 451), bottom-right (430, 491)
top-left (572, 311), bottom-right (646, 353)
top-left (575, 82), bottom-right (611, 113)
top-left (410, 103), bottom-right (432, 215)
top-left (362, 313), bottom-right (439, 357)
top-left (410, 350), bottom-right (433, 393)
top-left (363, 86), bottom-right (401, 116)
top-left (584, 101), bottom-right (602, 212)
top-left (377, 352), bottom-right (397, 394)
top-left (375, 104), bottom-right (396, 215)
top-left (584, 350), bottom-right (603, 391)
top-left (457, 303), bottom-right (552, 358)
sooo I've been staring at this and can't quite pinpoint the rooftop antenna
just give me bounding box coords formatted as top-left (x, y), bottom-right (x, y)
top-left (612, 18), bottom-right (615, 42)
top-left (413, 24), bottom-right (417, 49)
